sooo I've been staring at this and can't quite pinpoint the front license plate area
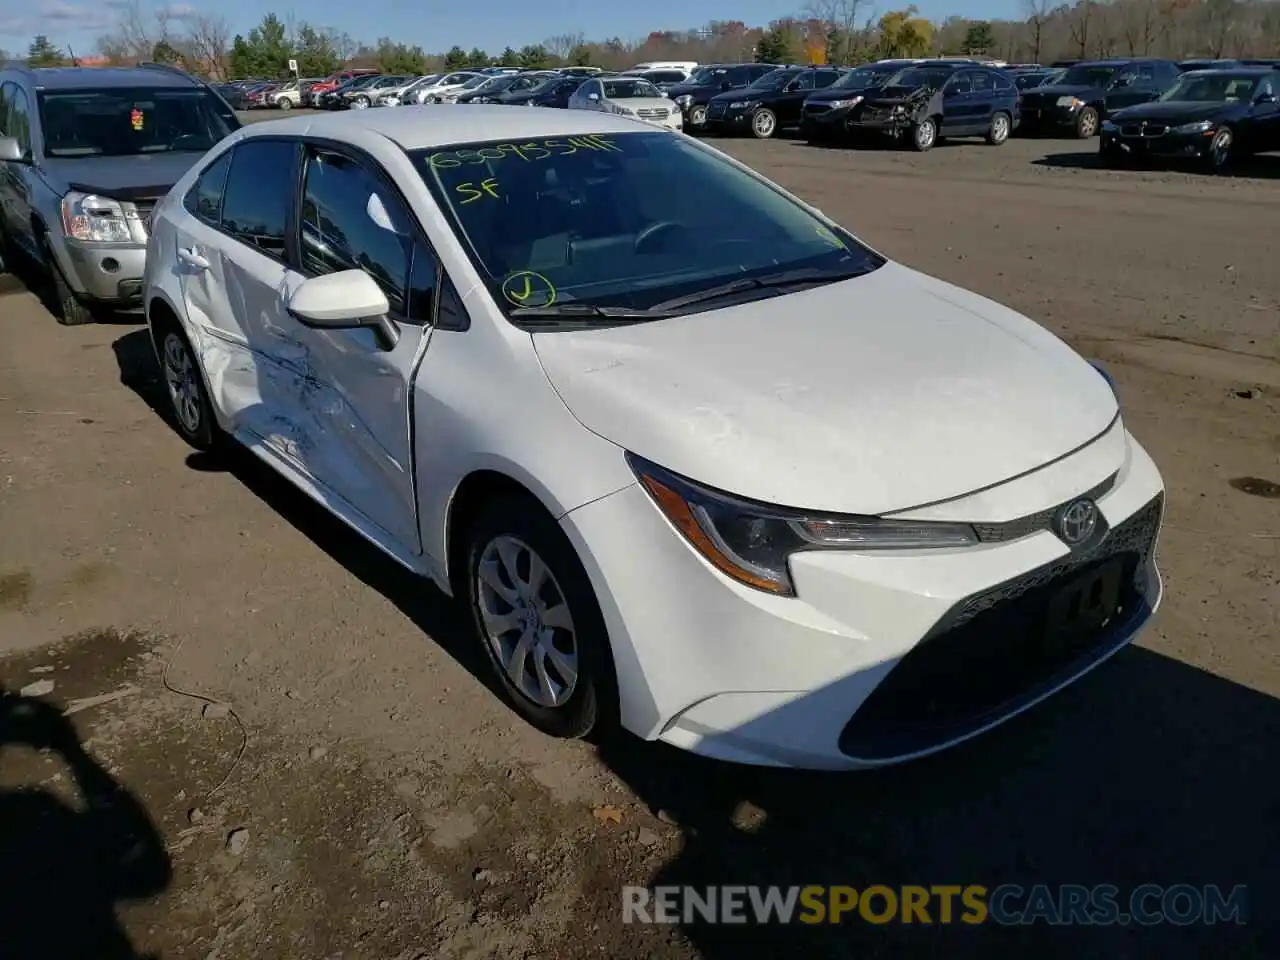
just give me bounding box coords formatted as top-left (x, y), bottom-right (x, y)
top-left (1044, 558), bottom-right (1124, 650)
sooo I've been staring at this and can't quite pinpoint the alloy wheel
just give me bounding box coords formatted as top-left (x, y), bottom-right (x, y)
top-left (991, 114), bottom-right (1009, 143)
top-left (162, 332), bottom-right (201, 435)
top-left (476, 535), bottom-right (579, 709)
top-left (753, 111), bottom-right (776, 137)
top-left (690, 105), bottom-right (707, 127)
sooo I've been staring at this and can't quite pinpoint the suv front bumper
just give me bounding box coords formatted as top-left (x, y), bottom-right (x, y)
top-left (57, 239), bottom-right (147, 306)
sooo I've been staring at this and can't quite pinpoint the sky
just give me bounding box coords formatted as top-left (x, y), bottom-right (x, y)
top-left (0, 0), bottom-right (1022, 59)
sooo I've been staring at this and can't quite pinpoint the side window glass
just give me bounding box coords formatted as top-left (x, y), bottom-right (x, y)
top-left (1137, 63), bottom-right (1156, 83)
top-left (815, 71), bottom-right (839, 89)
top-left (948, 73), bottom-right (973, 95)
top-left (0, 82), bottom-right (11, 135)
top-left (300, 149), bottom-right (412, 316)
top-left (220, 139), bottom-right (296, 259)
top-left (406, 241), bottom-right (439, 324)
top-left (970, 71), bottom-right (993, 93)
top-left (796, 71), bottom-right (816, 90)
top-left (183, 150), bottom-right (233, 223)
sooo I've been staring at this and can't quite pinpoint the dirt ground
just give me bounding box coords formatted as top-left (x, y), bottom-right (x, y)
top-left (1, 125), bottom-right (1277, 959)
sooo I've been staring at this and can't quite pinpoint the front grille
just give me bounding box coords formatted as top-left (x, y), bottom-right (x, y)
top-left (972, 472), bottom-right (1117, 544)
top-left (805, 103), bottom-right (832, 115)
top-left (707, 102), bottom-right (726, 119)
top-left (130, 200), bottom-right (158, 237)
top-left (636, 107), bottom-right (668, 119)
top-left (839, 493), bottom-right (1163, 760)
top-left (1121, 122), bottom-right (1168, 137)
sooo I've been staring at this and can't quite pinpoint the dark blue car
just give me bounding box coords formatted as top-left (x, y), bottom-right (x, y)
top-left (844, 63), bottom-right (1021, 151)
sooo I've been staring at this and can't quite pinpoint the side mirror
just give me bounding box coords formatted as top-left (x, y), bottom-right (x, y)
top-left (288, 270), bottom-right (399, 350)
top-left (1256, 94), bottom-right (1279, 105)
top-left (587, 92), bottom-right (600, 101)
top-left (0, 136), bottom-right (28, 163)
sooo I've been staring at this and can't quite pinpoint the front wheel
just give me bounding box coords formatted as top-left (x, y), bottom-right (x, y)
top-left (351, 95), bottom-right (370, 109)
top-left (1208, 126), bottom-right (1235, 174)
top-left (278, 98), bottom-right (293, 110)
top-left (986, 111), bottom-right (1011, 145)
top-left (49, 255), bottom-right (93, 326)
top-left (751, 108), bottom-right (778, 139)
top-left (688, 104), bottom-right (708, 128)
top-left (464, 496), bottom-right (617, 739)
top-left (910, 117), bottom-right (937, 152)
top-left (1075, 106), bottom-right (1099, 139)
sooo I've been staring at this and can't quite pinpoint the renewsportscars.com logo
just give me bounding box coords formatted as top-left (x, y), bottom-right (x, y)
top-left (622, 884), bottom-right (1249, 926)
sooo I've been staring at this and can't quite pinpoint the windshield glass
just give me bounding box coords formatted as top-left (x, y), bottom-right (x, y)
top-left (1161, 73), bottom-right (1259, 102)
top-left (1060, 65), bottom-right (1117, 86)
top-left (37, 88), bottom-right (237, 158)
top-left (886, 67), bottom-right (954, 89)
top-left (603, 79), bottom-right (662, 99)
top-left (460, 75), bottom-right (488, 89)
top-left (412, 132), bottom-right (882, 324)
top-left (688, 67), bottom-right (721, 84)
top-left (831, 67), bottom-right (891, 90)
top-left (750, 69), bottom-right (797, 89)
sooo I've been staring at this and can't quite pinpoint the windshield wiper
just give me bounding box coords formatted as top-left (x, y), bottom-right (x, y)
top-left (649, 265), bottom-right (866, 312)
top-left (508, 303), bottom-right (677, 326)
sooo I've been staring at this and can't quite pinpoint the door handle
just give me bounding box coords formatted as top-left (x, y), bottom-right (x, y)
top-left (178, 247), bottom-right (210, 270)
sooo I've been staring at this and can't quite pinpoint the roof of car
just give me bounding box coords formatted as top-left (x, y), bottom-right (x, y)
top-left (18, 65), bottom-right (200, 90)
top-left (240, 104), bottom-right (659, 150)
top-left (1183, 66), bottom-right (1278, 75)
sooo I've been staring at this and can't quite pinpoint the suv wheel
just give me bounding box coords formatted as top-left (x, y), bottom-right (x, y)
top-left (986, 111), bottom-right (1011, 145)
top-left (351, 95), bottom-right (371, 109)
top-left (751, 108), bottom-right (778, 139)
top-left (910, 117), bottom-right (938, 152)
top-left (1075, 106), bottom-right (1099, 138)
top-left (689, 104), bottom-right (708, 127)
top-left (48, 255), bottom-right (93, 326)
top-left (278, 98), bottom-right (293, 110)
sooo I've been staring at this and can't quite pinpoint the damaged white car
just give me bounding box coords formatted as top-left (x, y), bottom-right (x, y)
top-left (144, 106), bottom-right (1164, 770)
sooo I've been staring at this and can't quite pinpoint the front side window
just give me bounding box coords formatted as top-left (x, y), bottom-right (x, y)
top-left (36, 87), bottom-right (236, 159)
top-left (220, 139), bottom-right (296, 258)
top-left (1162, 73), bottom-right (1259, 103)
top-left (300, 149), bottom-right (412, 316)
top-left (1061, 65), bottom-right (1117, 87)
top-left (969, 71), bottom-right (994, 93)
top-left (414, 132), bottom-right (883, 326)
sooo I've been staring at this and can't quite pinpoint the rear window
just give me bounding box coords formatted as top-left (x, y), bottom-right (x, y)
top-left (412, 132), bottom-right (883, 324)
top-left (36, 87), bottom-right (238, 158)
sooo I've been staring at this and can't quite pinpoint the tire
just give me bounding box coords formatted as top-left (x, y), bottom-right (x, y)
top-left (463, 495), bottom-right (617, 740)
top-left (986, 111), bottom-right (1011, 145)
top-left (1075, 106), bottom-right (1099, 139)
top-left (688, 104), bottom-right (708, 128)
top-left (49, 255), bottom-right (93, 326)
top-left (1208, 126), bottom-right (1235, 174)
top-left (154, 320), bottom-right (217, 451)
top-left (910, 117), bottom-right (937, 152)
top-left (351, 95), bottom-right (370, 109)
top-left (750, 108), bottom-right (778, 139)
top-left (278, 98), bottom-right (293, 110)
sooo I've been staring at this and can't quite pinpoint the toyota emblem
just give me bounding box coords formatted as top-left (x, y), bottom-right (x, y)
top-left (1056, 499), bottom-right (1099, 546)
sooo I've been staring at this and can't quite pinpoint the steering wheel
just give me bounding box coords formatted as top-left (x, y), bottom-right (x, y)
top-left (634, 221), bottom-right (689, 254)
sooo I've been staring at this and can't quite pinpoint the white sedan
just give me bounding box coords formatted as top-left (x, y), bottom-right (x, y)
top-left (142, 106), bottom-right (1164, 769)
top-left (569, 76), bottom-right (683, 130)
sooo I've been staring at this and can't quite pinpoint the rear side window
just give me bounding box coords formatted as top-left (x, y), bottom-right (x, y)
top-left (993, 72), bottom-right (1014, 91)
top-left (220, 139), bottom-right (296, 259)
top-left (183, 150), bottom-right (232, 223)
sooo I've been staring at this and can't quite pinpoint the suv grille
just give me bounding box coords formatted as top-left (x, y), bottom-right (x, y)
top-left (1120, 122), bottom-right (1168, 137)
top-left (838, 493), bottom-right (1163, 760)
top-left (707, 102), bottom-right (726, 119)
top-left (636, 107), bottom-right (669, 120)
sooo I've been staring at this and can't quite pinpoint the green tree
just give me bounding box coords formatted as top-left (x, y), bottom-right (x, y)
top-left (877, 7), bottom-right (933, 59)
top-left (498, 46), bottom-right (520, 66)
top-left (374, 38), bottom-right (426, 74)
top-left (518, 44), bottom-right (550, 69)
top-left (152, 39), bottom-right (184, 65)
top-left (295, 24), bottom-right (341, 77)
top-left (27, 35), bottom-right (65, 67)
top-left (824, 28), bottom-right (847, 65)
top-left (443, 45), bottom-right (468, 69)
top-left (465, 46), bottom-right (489, 68)
top-left (962, 21), bottom-right (995, 55)
top-left (228, 13), bottom-right (291, 78)
top-left (754, 27), bottom-right (792, 64)
top-left (567, 44), bottom-right (593, 66)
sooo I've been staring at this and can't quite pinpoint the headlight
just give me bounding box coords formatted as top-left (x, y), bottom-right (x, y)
top-left (1056, 96), bottom-right (1084, 109)
top-left (61, 192), bottom-right (133, 244)
top-left (674, 94), bottom-right (692, 107)
top-left (826, 96), bottom-right (863, 110)
top-left (891, 104), bottom-right (906, 116)
top-left (629, 454), bottom-right (978, 596)
top-left (1171, 120), bottom-right (1214, 134)
top-left (728, 100), bottom-right (757, 109)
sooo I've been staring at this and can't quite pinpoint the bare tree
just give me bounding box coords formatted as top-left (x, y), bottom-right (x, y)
top-left (184, 14), bottom-right (231, 79)
top-left (1116, 0), bottom-right (1160, 54)
top-left (1021, 0), bottom-right (1053, 62)
top-left (1201, 0), bottom-right (1239, 56)
top-left (1067, 0), bottom-right (1095, 57)
top-left (804, 0), bottom-right (874, 63)
top-left (544, 32), bottom-right (585, 60)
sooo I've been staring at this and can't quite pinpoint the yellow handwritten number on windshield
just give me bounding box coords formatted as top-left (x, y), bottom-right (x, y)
top-left (457, 178), bottom-right (501, 204)
top-left (501, 271), bottom-right (556, 308)
top-left (815, 225), bottom-right (846, 249)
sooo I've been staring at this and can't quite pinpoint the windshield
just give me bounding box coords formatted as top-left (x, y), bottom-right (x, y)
top-left (688, 67), bottom-right (722, 84)
top-left (603, 79), bottom-right (662, 99)
top-left (885, 67), bottom-right (954, 89)
top-left (412, 132), bottom-right (882, 325)
top-left (37, 88), bottom-right (237, 158)
top-left (346, 75), bottom-right (383, 91)
top-left (474, 76), bottom-right (510, 93)
top-left (750, 69), bottom-right (797, 89)
top-left (460, 75), bottom-right (488, 89)
top-left (1161, 73), bottom-right (1259, 102)
top-left (831, 67), bottom-right (892, 90)
top-left (1060, 65), bottom-right (1117, 87)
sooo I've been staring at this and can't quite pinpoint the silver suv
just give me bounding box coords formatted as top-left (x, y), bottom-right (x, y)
top-left (0, 62), bottom-right (239, 324)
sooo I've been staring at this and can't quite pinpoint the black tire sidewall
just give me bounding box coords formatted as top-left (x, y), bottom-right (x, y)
top-left (1077, 107), bottom-right (1099, 138)
top-left (1209, 127), bottom-right (1234, 172)
top-left (50, 257), bottom-right (92, 326)
top-left (689, 105), bottom-right (707, 127)
top-left (463, 496), bottom-right (617, 739)
top-left (156, 323), bottom-right (216, 450)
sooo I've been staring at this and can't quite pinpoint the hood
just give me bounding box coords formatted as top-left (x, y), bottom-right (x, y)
top-left (807, 84), bottom-right (880, 103)
top-left (1023, 83), bottom-right (1103, 101)
top-left (710, 86), bottom-right (782, 103)
top-left (533, 262), bottom-right (1118, 515)
top-left (1110, 100), bottom-right (1239, 122)
top-left (865, 84), bottom-right (935, 104)
top-left (43, 153), bottom-right (209, 199)
top-left (668, 81), bottom-right (721, 98)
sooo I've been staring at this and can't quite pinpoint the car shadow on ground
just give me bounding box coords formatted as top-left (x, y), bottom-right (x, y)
top-left (0, 688), bottom-right (171, 959)
top-left (600, 647), bottom-right (1276, 957)
top-left (1035, 149), bottom-right (1280, 180)
top-left (109, 330), bottom-right (490, 684)
top-left (0, 250), bottom-right (144, 326)
top-left (110, 328), bottom-right (1275, 958)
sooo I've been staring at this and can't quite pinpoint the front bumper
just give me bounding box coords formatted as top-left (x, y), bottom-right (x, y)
top-left (801, 104), bottom-right (858, 135)
top-left (1101, 124), bottom-right (1215, 159)
top-left (702, 103), bottom-right (756, 133)
top-left (58, 239), bottom-right (147, 304)
top-left (1019, 102), bottom-right (1081, 132)
top-left (560, 430), bottom-right (1165, 770)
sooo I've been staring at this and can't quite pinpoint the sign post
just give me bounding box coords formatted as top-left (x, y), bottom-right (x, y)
top-left (288, 58), bottom-right (298, 77)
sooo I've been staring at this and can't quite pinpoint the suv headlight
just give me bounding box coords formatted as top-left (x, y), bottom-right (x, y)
top-left (674, 94), bottom-right (693, 107)
top-left (826, 96), bottom-right (864, 110)
top-left (1171, 120), bottom-right (1213, 134)
top-left (629, 454), bottom-right (978, 596)
top-left (1056, 95), bottom-right (1085, 108)
top-left (61, 192), bottom-right (133, 243)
